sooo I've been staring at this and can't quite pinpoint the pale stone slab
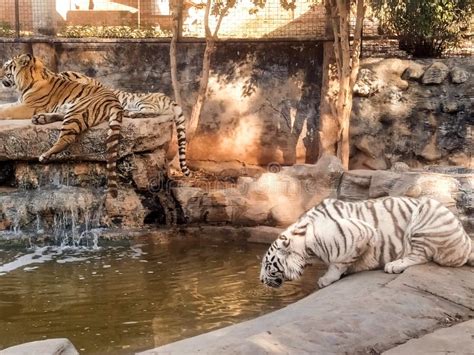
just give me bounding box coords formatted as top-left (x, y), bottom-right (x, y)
top-left (0, 338), bottom-right (78, 355)
top-left (0, 116), bottom-right (173, 161)
top-left (383, 320), bottom-right (474, 355)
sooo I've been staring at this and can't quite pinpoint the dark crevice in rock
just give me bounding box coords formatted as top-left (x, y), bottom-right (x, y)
top-left (0, 162), bottom-right (15, 186)
top-left (141, 176), bottom-right (187, 226)
top-left (402, 283), bottom-right (474, 312)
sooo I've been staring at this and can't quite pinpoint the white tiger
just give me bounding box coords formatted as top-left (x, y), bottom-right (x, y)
top-left (260, 197), bottom-right (473, 288)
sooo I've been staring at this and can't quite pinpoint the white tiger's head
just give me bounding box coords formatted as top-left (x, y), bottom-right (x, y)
top-left (259, 221), bottom-right (309, 288)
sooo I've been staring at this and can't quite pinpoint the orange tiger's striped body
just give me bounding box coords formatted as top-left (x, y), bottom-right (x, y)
top-left (59, 71), bottom-right (190, 176)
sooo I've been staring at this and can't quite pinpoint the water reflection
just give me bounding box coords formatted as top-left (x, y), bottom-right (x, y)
top-left (0, 238), bottom-right (324, 354)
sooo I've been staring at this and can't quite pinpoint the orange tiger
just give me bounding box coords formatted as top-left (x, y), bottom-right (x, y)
top-left (0, 54), bottom-right (122, 197)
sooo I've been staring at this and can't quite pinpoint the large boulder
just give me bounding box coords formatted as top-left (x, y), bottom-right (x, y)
top-left (0, 116), bottom-right (173, 161)
top-left (172, 156), bottom-right (344, 227)
top-left (353, 68), bottom-right (382, 97)
top-left (421, 62), bottom-right (449, 84)
top-left (450, 66), bottom-right (470, 84)
top-left (401, 62), bottom-right (425, 81)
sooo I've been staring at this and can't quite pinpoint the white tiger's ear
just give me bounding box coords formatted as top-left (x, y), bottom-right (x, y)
top-left (17, 54), bottom-right (33, 67)
top-left (292, 221), bottom-right (308, 236)
top-left (276, 234), bottom-right (291, 253)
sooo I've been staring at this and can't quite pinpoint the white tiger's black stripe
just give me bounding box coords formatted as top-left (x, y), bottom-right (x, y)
top-left (260, 197), bottom-right (473, 288)
top-left (59, 71), bottom-right (190, 176)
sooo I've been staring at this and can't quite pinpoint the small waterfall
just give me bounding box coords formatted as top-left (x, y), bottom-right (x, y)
top-left (0, 185), bottom-right (106, 247)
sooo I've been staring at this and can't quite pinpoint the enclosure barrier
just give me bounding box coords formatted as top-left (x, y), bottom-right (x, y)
top-left (0, 0), bottom-right (384, 40)
top-left (0, 0), bottom-right (472, 57)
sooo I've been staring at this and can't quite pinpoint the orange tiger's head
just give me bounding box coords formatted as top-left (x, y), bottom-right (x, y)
top-left (1, 54), bottom-right (49, 91)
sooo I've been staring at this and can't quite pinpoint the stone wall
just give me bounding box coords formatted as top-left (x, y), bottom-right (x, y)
top-left (351, 58), bottom-right (473, 170)
top-left (0, 41), bottom-right (471, 172)
top-left (0, 117), bottom-right (177, 236)
top-left (174, 158), bottom-right (474, 234)
top-left (0, 40), bottom-right (323, 169)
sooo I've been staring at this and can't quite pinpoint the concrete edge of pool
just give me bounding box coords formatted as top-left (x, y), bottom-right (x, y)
top-left (137, 263), bottom-right (474, 354)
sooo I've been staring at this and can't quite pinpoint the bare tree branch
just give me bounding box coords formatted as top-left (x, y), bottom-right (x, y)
top-left (204, 0), bottom-right (212, 38)
top-left (327, 0), bottom-right (342, 81)
top-left (350, 0), bottom-right (366, 89)
top-left (213, 3), bottom-right (233, 37)
top-left (170, 0), bottom-right (183, 107)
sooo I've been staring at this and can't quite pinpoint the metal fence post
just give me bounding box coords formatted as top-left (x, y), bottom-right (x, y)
top-left (14, 0), bottom-right (20, 38)
top-left (138, 0), bottom-right (141, 29)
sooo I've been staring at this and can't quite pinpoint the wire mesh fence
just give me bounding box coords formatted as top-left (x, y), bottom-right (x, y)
top-left (0, 0), bottom-right (472, 57)
top-left (0, 0), bottom-right (380, 39)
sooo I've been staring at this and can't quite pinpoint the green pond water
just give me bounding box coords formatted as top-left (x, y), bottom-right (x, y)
top-left (0, 237), bottom-right (323, 354)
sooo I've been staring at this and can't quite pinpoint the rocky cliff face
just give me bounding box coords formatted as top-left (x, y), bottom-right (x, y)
top-left (0, 117), bottom-right (179, 238)
top-left (0, 40), bottom-right (322, 168)
top-left (0, 43), bottom-right (470, 171)
top-left (351, 58), bottom-right (472, 170)
top-left (174, 157), bottom-right (473, 234)
top-left (0, 119), bottom-right (471, 239)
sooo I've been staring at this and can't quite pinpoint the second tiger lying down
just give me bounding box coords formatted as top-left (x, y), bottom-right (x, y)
top-left (260, 197), bottom-right (473, 288)
top-left (57, 71), bottom-right (190, 176)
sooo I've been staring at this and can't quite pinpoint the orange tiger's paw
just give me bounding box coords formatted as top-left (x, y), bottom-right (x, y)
top-left (32, 114), bottom-right (47, 125)
top-left (38, 153), bottom-right (49, 163)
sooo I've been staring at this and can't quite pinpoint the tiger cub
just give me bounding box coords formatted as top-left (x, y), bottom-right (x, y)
top-left (260, 197), bottom-right (473, 288)
top-left (0, 54), bottom-right (122, 198)
top-left (57, 71), bottom-right (190, 176)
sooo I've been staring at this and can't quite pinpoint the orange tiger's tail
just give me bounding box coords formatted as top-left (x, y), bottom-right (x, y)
top-left (172, 102), bottom-right (190, 176)
top-left (106, 107), bottom-right (123, 198)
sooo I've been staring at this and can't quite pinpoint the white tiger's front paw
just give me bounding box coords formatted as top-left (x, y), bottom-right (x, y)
top-left (384, 260), bottom-right (406, 274)
top-left (317, 276), bottom-right (336, 288)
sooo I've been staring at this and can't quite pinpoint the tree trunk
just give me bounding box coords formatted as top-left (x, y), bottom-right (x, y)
top-left (318, 41), bottom-right (338, 157)
top-left (334, 0), bottom-right (351, 169)
top-left (319, 0), bottom-right (365, 170)
top-left (170, 0), bottom-right (183, 108)
top-left (187, 0), bottom-right (231, 140)
top-left (167, 0), bottom-right (183, 163)
top-left (318, 0), bottom-right (340, 159)
top-left (187, 37), bottom-right (215, 140)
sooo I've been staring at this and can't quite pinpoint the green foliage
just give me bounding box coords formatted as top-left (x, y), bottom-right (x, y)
top-left (0, 21), bottom-right (15, 37)
top-left (58, 25), bottom-right (171, 39)
top-left (211, 0), bottom-right (237, 16)
top-left (371, 0), bottom-right (473, 57)
top-left (250, 0), bottom-right (300, 14)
